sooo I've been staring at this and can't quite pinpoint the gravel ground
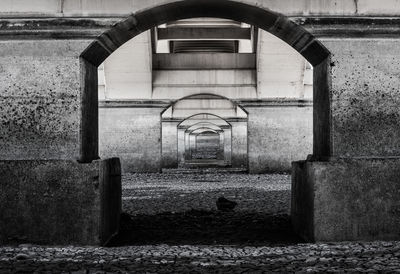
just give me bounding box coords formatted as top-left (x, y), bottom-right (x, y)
top-left (122, 169), bottom-right (291, 215)
top-left (115, 169), bottom-right (295, 246)
top-left (2, 170), bottom-right (399, 272)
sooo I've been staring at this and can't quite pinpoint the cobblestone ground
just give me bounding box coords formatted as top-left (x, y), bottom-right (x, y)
top-left (1, 169), bottom-right (400, 273)
top-left (1, 242), bottom-right (400, 273)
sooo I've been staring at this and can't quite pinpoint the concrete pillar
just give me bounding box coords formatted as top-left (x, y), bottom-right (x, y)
top-left (0, 39), bottom-right (122, 245)
top-left (231, 121), bottom-right (248, 168)
top-left (189, 134), bottom-right (196, 159)
top-left (223, 128), bottom-right (232, 165)
top-left (177, 128), bottom-right (185, 166)
top-left (161, 121), bottom-right (179, 168)
top-left (184, 131), bottom-right (191, 161)
top-left (218, 131), bottom-right (225, 160)
top-left (292, 38), bottom-right (400, 242)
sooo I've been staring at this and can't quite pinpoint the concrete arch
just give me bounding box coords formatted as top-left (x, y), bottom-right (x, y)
top-left (178, 113), bottom-right (231, 127)
top-left (80, 0), bottom-right (331, 163)
top-left (185, 122), bottom-right (224, 133)
top-left (192, 129), bottom-right (220, 136)
top-left (161, 93), bottom-right (248, 117)
top-left (190, 128), bottom-right (219, 135)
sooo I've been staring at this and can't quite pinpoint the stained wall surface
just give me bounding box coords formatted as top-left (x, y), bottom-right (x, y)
top-left (322, 39), bottom-right (400, 157)
top-left (248, 106), bottom-right (313, 173)
top-left (0, 39), bottom-right (90, 160)
top-left (99, 107), bottom-right (162, 172)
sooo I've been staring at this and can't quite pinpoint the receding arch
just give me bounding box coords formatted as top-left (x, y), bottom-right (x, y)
top-left (178, 113), bottom-right (231, 128)
top-left (161, 93), bottom-right (248, 117)
top-left (80, 0), bottom-right (331, 162)
top-left (177, 113), bottom-right (232, 165)
top-left (187, 127), bottom-right (221, 136)
top-left (192, 129), bottom-right (219, 135)
top-left (185, 122), bottom-right (224, 133)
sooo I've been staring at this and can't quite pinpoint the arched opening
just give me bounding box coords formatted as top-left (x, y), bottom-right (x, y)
top-left (81, 0), bottom-right (330, 164)
top-left (161, 94), bottom-right (247, 169)
top-left (81, 0), bottom-right (331, 245)
top-left (188, 128), bottom-right (222, 162)
top-left (177, 113), bottom-right (232, 167)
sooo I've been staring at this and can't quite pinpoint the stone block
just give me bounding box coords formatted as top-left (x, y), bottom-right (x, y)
top-left (0, 158), bottom-right (121, 246)
top-left (292, 158), bottom-right (400, 242)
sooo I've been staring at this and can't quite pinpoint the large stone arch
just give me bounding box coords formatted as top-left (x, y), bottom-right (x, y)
top-left (79, 0), bottom-right (331, 163)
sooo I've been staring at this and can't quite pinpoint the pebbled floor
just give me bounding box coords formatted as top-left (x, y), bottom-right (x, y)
top-left (1, 170), bottom-right (399, 273)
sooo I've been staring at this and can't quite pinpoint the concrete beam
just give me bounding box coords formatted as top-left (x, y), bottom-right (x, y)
top-left (1, 17), bottom-right (400, 40)
top-left (153, 53), bottom-right (256, 70)
top-left (157, 27), bottom-right (251, 40)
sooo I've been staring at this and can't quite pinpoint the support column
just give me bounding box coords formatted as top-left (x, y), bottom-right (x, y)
top-left (231, 121), bottom-right (248, 168)
top-left (292, 38), bottom-right (400, 242)
top-left (161, 121), bottom-right (179, 168)
top-left (177, 128), bottom-right (185, 166)
top-left (223, 128), bottom-right (232, 166)
top-left (217, 131), bottom-right (225, 160)
top-left (189, 134), bottom-right (196, 160)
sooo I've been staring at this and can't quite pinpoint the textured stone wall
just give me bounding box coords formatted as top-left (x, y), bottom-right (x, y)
top-left (247, 106), bottom-right (313, 173)
top-left (99, 107), bottom-right (162, 172)
top-left (0, 39), bottom-right (90, 160)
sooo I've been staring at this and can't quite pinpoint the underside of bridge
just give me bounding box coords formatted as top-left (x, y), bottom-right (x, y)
top-left (0, 0), bottom-right (400, 246)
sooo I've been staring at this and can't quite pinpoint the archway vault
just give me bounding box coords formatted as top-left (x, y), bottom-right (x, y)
top-left (80, 0), bottom-right (331, 164)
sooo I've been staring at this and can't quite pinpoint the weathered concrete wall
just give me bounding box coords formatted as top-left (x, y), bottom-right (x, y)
top-left (292, 158), bottom-right (400, 242)
top-left (322, 39), bottom-right (400, 157)
top-left (0, 39), bottom-right (90, 160)
top-left (0, 158), bottom-right (121, 245)
top-left (99, 107), bottom-right (162, 172)
top-left (247, 106), bottom-right (312, 173)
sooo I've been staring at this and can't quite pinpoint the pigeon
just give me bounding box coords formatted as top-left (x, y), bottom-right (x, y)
top-left (216, 196), bottom-right (237, 211)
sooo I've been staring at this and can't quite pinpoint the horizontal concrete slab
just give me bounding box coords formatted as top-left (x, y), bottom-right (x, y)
top-left (157, 27), bottom-right (251, 40)
top-left (152, 53), bottom-right (256, 70)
